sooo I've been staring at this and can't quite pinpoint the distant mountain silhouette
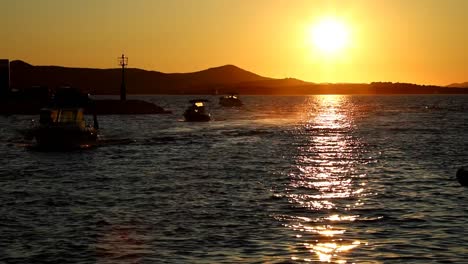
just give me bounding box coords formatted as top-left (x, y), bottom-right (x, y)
top-left (447, 82), bottom-right (468, 88)
top-left (8, 60), bottom-right (468, 95)
top-left (10, 60), bottom-right (274, 94)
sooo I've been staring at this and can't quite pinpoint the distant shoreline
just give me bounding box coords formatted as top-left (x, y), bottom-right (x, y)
top-left (7, 60), bottom-right (468, 95)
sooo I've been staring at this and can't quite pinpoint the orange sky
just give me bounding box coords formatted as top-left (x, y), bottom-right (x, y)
top-left (1, 0), bottom-right (467, 85)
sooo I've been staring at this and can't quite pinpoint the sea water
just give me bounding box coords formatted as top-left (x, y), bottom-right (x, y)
top-left (1, 95), bottom-right (467, 263)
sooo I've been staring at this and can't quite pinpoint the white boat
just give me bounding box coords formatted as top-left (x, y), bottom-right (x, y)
top-left (184, 99), bottom-right (211, 122)
top-left (219, 94), bottom-right (243, 107)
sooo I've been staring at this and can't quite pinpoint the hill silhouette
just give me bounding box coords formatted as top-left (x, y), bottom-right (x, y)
top-left (447, 82), bottom-right (468, 88)
top-left (10, 61), bottom-right (273, 94)
top-left (8, 60), bottom-right (468, 95)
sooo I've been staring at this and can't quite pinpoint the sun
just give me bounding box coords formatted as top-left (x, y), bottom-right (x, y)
top-left (310, 18), bottom-right (350, 56)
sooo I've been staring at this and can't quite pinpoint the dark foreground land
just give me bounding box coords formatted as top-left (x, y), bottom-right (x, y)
top-left (0, 99), bottom-right (170, 115)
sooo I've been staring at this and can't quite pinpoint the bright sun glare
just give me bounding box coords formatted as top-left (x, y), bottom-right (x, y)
top-left (310, 18), bottom-right (350, 56)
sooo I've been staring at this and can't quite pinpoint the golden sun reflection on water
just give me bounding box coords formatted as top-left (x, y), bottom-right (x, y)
top-left (286, 95), bottom-right (367, 263)
top-left (306, 241), bottom-right (361, 263)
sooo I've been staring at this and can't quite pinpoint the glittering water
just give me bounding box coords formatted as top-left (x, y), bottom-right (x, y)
top-left (1, 95), bottom-right (468, 263)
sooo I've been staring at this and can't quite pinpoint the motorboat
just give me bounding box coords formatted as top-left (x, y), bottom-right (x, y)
top-left (184, 99), bottom-right (211, 122)
top-left (30, 107), bottom-right (98, 149)
top-left (27, 87), bottom-right (99, 150)
top-left (219, 94), bottom-right (243, 107)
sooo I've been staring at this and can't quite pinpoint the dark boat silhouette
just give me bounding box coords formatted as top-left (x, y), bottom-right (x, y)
top-left (183, 99), bottom-right (211, 122)
top-left (27, 87), bottom-right (99, 150)
top-left (219, 93), bottom-right (243, 107)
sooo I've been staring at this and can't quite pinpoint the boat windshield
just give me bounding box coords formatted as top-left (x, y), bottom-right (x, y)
top-left (57, 109), bottom-right (86, 127)
top-left (58, 110), bottom-right (77, 122)
top-left (39, 108), bottom-right (87, 127)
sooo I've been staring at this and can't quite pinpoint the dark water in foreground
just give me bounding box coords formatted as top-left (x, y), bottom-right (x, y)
top-left (1, 95), bottom-right (468, 263)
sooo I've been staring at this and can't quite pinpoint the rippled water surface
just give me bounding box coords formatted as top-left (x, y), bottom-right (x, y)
top-left (1, 95), bottom-right (468, 263)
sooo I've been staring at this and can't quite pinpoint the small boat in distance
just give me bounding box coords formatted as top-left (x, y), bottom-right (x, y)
top-left (219, 93), bottom-right (243, 107)
top-left (184, 99), bottom-right (211, 122)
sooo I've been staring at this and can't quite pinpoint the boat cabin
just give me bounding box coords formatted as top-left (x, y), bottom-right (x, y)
top-left (39, 108), bottom-right (87, 128)
top-left (193, 101), bottom-right (206, 109)
top-left (223, 94), bottom-right (238, 100)
top-left (184, 99), bottom-right (211, 122)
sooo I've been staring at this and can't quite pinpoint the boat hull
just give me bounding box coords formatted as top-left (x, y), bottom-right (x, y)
top-left (183, 112), bottom-right (211, 122)
top-left (219, 98), bottom-right (243, 107)
top-left (32, 126), bottom-right (98, 150)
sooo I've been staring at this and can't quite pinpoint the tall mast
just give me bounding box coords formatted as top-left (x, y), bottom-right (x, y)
top-left (118, 54), bottom-right (128, 101)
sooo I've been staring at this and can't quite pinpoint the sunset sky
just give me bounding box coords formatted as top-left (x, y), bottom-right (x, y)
top-left (1, 0), bottom-right (467, 85)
